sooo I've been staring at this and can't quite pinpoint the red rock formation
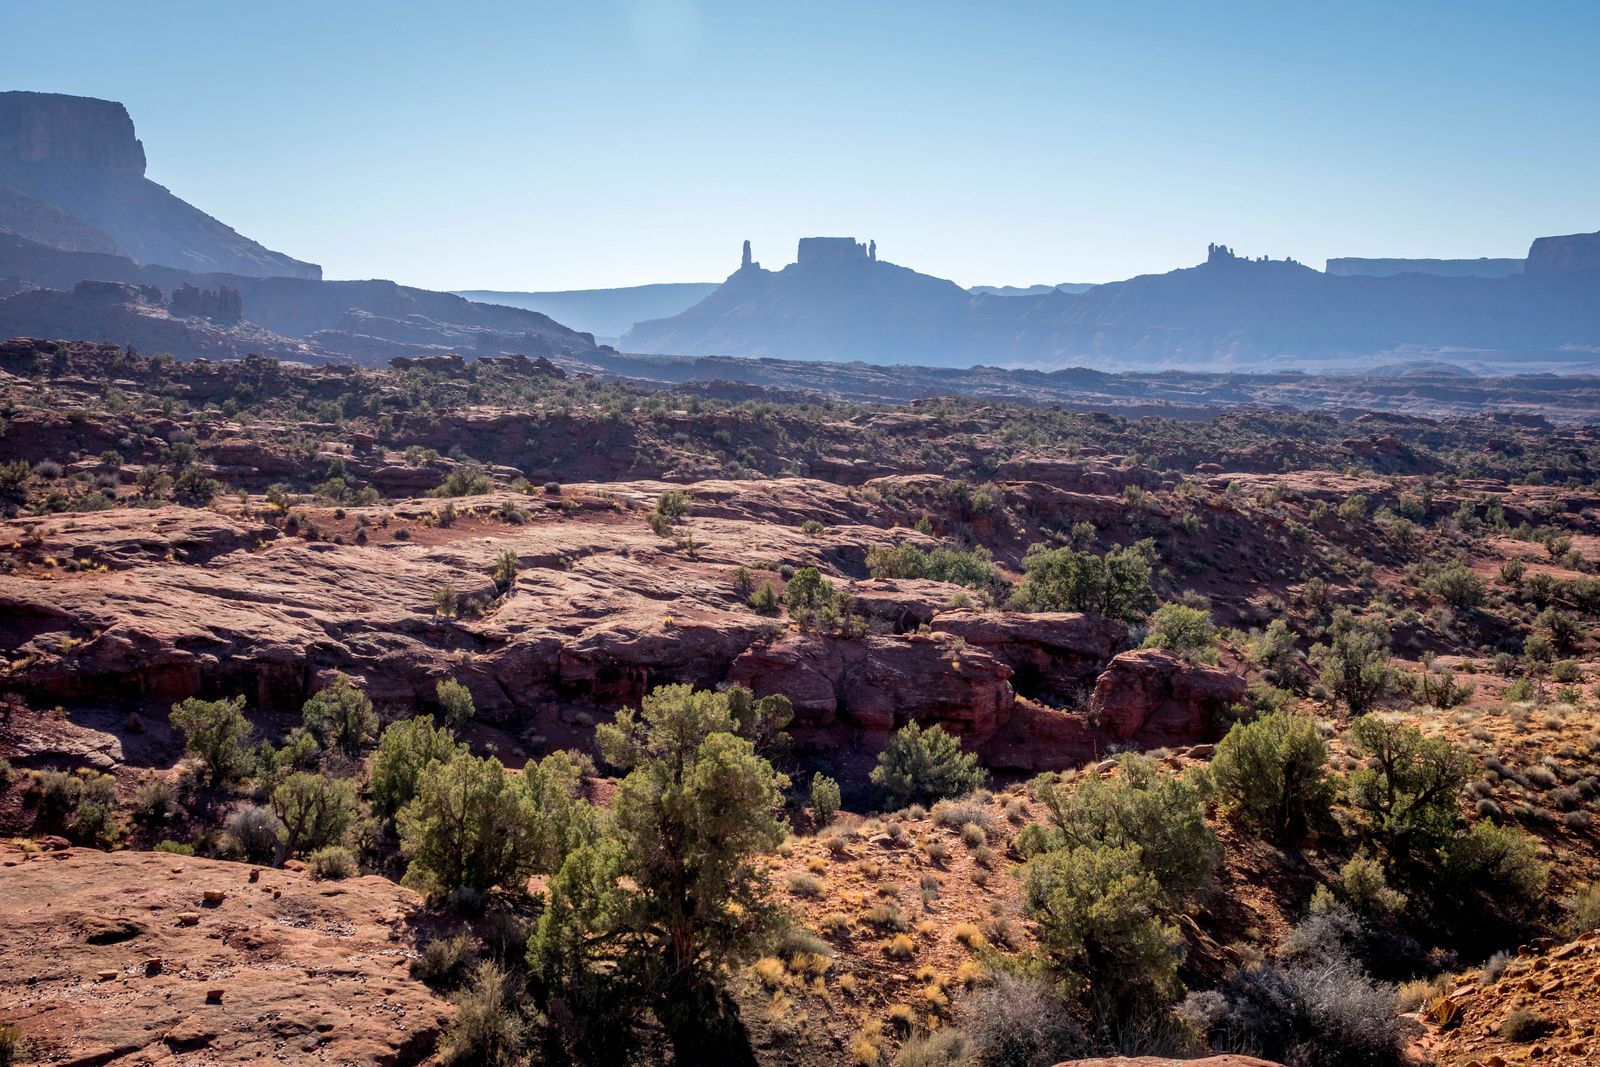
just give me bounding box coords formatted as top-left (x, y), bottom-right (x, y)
top-left (932, 609), bottom-right (1124, 703)
top-left (1088, 648), bottom-right (1247, 749)
top-left (0, 844), bottom-right (448, 1065)
top-left (728, 631), bottom-right (1014, 749)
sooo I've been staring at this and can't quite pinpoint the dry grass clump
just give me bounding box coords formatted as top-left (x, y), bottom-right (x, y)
top-left (863, 901), bottom-right (909, 931)
top-left (952, 922), bottom-right (985, 950)
top-left (883, 933), bottom-right (916, 959)
top-left (932, 799), bottom-right (997, 836)
top-left (786, 871), bottom-right (823, 897)
top-left (819, 911), bottom-right (852, 938)
top-left (753, 956), bottom-right (788, 989)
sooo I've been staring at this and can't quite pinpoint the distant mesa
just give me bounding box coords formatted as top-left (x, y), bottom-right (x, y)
top-left (1326, 256), bottom-right (1524, 279)
top-left (1526, 230), bottom-right (1600, 276)
top-left (0, 91), bottom-right (321, 280)
top-left (622, 230), bottom-right (1600, 369)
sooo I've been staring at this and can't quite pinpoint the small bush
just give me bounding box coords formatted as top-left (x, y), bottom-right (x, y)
top-left (133, 777), bottom-right (182, 821)
top-left (1187, 948), bottom-right (1411, 1067)
top-left (891, 1028), bottom-right (969, 1067)
top-left (951, 923), bottom-right (984, 950)
top-left (436, 679), bottom-right (475, 732)
top-left (437, 962), bottom-right (526, 1066)
top-left (871, 722), bottom-right (984, 808)
top-left (811, 772), bottom-right (841, 827)
top-left (1141, 602), bottom-right (1218, 662)
top-left (1211, 711), bottom-right (1332, 839)
top-left (1499, 1007), bottom-right (1552, 1042)
top-left (308, 844), bottom-right (357, 880)
top-left (154, 839), bottom-right (194, 855)
top-left (301, 674), bottom-right (377, 756)
top-left (412, 933), bottom-right (477, 990)
top-left (786, 871), bottom-right (823, 897)
top-left (0, 758), bottom-right (13, 793)
top-left (961, 971), bottom-right (1085, 1066)
top-left (224, 804), bottom-right (285, 863)
top-left (1565, 883), bottom-right (1600, 936)
top-left (863, 902), bottom-right (909, 931)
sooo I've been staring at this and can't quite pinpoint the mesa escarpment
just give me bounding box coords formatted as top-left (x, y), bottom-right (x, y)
top-left (0, 91), bottom-right (321, 279)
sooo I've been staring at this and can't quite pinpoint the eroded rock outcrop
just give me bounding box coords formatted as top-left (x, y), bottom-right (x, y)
top-left (728, 631), bottom-right (1014, 748)
top-left (0, 844), bottom-right (447, 1065)
top-left (1088, 648), bottom-right (1247, 749)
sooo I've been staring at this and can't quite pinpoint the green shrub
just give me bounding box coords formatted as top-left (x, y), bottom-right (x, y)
top-left (1141, 602), bottom-right (1217, 662)
top-left (1249, 613), bottom-right (1297, 675)
top-left (1023, 844), bottom-right (1182, 1024)
top-left (1310, 611), bottom-right (1394, 714)
top-left (1033, 754), bottom-right (1219, 902)
top-left (1346, 716), bottom-right (1472, 860)
top-left (811, 772), bottom-right (841, 827)
top-left (170, 695), bottom-right (253, 785)
top-left (1011, 540), bottom-right (1157, 624)
top-left (370, 715), bottom-right (466, 816)
top-left (432, 465), bottom-right (493, 497)
top-left (1442, 821), bottom-right (1549, 927)
top-left (154, 839), bottom-right (194, 855)
top-left (301, 674), bottom-right (377, 756)
top-left (0, 758), bottom-right (12, 793)
top-left (1211, 711), bottom-right (1332, 839)
top-left (1397, 661), bottom-right (1477, 709)
top-left (866, 543), bottom-right (1000, 591)
top-left (784, 566), bottom-right (844, 628)
top-left (1423, 564), bottom-right (1485, 609)
top-left (398, 755), bottom-right (543, 893)
top-left (308, 844), bottom-right (357, 880)
top-left (748, 580), bottom-right (780, 614)
top-left (269, 772), bottom-right (356, 864)
top-left (436, 678), bottom-right (475, 732)
top-left (870, 722), bottom-right (984, 808)
top-left (655, 489), bottom-right (691, 518)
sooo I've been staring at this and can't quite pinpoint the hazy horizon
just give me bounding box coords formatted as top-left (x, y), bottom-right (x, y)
top-left (5, 0), bottom-right (1596, 291)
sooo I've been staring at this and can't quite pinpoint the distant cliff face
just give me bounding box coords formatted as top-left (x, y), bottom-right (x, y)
top-left (624, 234), bottom-right (1600, 368)
top-left (1325, 257), bottom-right (1524, 279)
top-left (0, 92), bottom-right (320, 280)
top-left (624, 238), bottom-right (976, 363)
top-left (1525, 230), bottom-right (1600, 276)
top-left (0, 91), bottom-right (146, 173)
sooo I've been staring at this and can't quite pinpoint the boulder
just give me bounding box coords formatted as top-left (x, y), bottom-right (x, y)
top-left (1088, 648), bottom-right (1246, 749)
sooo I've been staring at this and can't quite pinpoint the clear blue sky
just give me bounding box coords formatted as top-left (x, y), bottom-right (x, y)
top-left (4, 0), bottom-right (1596, 290)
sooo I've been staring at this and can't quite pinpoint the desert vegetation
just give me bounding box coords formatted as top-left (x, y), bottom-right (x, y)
top-left (3, 342), bottom-right (1600, 1065)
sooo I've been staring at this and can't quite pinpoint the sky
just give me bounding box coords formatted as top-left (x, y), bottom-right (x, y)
top-left (3, 0), bottom-right (1597, 291)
